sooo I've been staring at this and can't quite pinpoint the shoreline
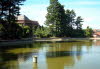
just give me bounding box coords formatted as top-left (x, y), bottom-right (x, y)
top-left (0, 38), bottom-right (33, 46)
top-left (34, 37), bottom-right (100, 42)
top-left (0, 37), bottom-right (100, 42)
top-left (0, 37), bottom-right (100, 46)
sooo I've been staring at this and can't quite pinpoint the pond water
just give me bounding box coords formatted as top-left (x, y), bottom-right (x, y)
top-left (0, 40), bottom-right (100, 69)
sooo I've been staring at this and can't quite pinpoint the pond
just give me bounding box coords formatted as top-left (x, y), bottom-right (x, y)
top-left (0, 40), bottom-right (100, 69)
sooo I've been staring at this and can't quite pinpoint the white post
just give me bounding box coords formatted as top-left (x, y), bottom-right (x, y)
top-left (33, 56), bottom-right (38, 63)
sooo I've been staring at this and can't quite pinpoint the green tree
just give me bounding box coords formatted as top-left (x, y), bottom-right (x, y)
top-left (65, 10), bottom-right (84, 37)
top-left (75, 16), bottom-right (83, 30)
top-left (23, 26), bottom-right (32, 38)
top-left (0, 24), bottom-right (3, 39)
top-left (73, 16), bottom-right (84, 37)
top-left (45, 0), bottom-right (85, 38)
top-left (85, 26), bottom-right (93, 37)
top-left (34, 26), bottom-right (51, 38)
top-left (41, 27), bottom-right (51, 37)
top-left (65, 9), bottom-right (76, 37)
top-left (34, 26), bottom-right (42, 38)
top-left (0, 0), bottom-right (25, 39)
top-left (45, 0), bottom-right (66, 37)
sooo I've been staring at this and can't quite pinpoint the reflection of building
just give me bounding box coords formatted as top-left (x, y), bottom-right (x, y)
top-left (93, 29), bottom-right (100, 38)
top-left (93, 40), bottom-right (100, 46)
top-left (17, 15), bottom-right (39, 28)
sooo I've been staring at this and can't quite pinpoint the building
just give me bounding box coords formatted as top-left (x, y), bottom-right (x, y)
top-left (93, 29), bottom-right (100, 38)
top-left (17, 15), bottom-right (39, 28)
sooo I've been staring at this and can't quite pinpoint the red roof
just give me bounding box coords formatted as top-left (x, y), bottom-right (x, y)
top-left (16, 15), bottom-right (39, 26)
top-left (93, 29), bottom-right (100, 36)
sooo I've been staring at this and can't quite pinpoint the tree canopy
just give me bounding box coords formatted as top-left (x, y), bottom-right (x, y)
top-left (0, 0), bottom-right (26, 39)
top-left (45, 0), bottom-right (86, 38)
top-left (45, 0), bottom-right (66, 37)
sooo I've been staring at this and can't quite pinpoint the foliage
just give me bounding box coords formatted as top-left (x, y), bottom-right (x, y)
top-left (73, 16), bottom-right (85, 37)
top-left (1, 23), bottom-right (24, 39)
top-left (22, 26), bottom-right (32, 38)
top-left (64, 9), bottom-right (76, 37)
top-left (45, 0), bottom-right (66, 37)
top-left (0, 24), bottom-right (3, 31)
top-left (45, 0), bottom-right (85, 38)
top-left (0, 24), bottom-right (3, 38)
top-left (34, 26), bottom-right (51, 38)
top-left (30, 0), bottom-right (93, 38)
top-left (84, 26), bottom-right (93, 37)
top-left (75, 16), bottom-right (83, 30)
top-left (0, 0), bottom-right (26, 39)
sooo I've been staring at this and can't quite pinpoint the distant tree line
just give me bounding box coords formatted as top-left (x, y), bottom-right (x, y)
top-left (34, 0), bottom-right (93, 38)
top-left (0, 0), bottom-right (33, 40)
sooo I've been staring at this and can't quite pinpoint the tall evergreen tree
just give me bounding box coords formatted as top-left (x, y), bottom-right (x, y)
top-left (65, 9), bottom-right (76, 37)
top-left (74, 16), bottom-right (84, 37)
top-left (45, 0), bottom-right (66, 37)
top-left (50, 0), bottom-right (58, 4)
top-left (75, 16), bottom-right (83, 30)
top-left (45, 0), bottom-right (85, 37)
top-left (0, 0), bottom-right (26, 39)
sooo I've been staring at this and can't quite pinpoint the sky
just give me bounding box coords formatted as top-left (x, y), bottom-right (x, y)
top-left (20, 0), bottom-right (100, 29)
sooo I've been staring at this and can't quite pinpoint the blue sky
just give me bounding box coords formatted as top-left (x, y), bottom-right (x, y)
top-left (20, 0), bottom-right (100, 29)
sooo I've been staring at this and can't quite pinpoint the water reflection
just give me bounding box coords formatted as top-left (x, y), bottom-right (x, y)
top-left (0, 40), bottom-right (100, 69)
top-left (46, 51), bottom-right (85, 57)
top-left (42, 41), bottom-right (92, 69)
top-left (0, 43), bottom-right (43, 69)
top-left (93, 40), bottom-right (100, 46)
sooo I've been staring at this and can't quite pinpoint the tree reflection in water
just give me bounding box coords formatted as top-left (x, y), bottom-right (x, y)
top-left (0, 40), bottom-right (94, 69)
top-left (0, 43), bottom-right (42, 69)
